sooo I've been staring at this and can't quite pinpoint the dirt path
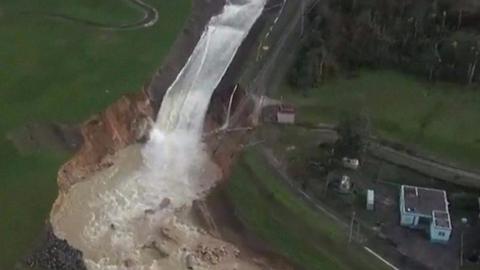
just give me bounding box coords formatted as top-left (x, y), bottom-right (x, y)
top-left (24, 0), bottom-right (158, 30)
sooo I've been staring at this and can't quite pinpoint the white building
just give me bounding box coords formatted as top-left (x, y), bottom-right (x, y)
top-left (367, 189), bottom-right (375, 211)
top-left (399, 185), bottom-right (452, 243)
top-left (276, 105), bottom-right (295, 124)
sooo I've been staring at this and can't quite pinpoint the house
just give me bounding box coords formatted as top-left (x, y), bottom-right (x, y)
top-left (399, 185), bottom-right (452, 243)
top-left (366, 189), bottom-right (375, 211)
top-left (261, 104), bottom-right (295, 124)
top-left (276, 104), bottom-right (295, 124)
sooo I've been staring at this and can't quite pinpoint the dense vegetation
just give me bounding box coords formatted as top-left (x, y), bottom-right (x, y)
top-left (228, 148), bottom-right (389, 270)
top-left (0, 1), bottom-right (190, 268)
top-left (290, 0), bottom-right (480, 89)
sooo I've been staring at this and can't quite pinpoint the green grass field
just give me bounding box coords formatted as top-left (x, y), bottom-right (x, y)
top-left (228, 148), bottom-right (390, 270)
top-left (280, 70), bottom-right (480, 168)
top-left (0, 1), bottom-right (190, 268)
top-left (2, 0), bottom-right (144, 25)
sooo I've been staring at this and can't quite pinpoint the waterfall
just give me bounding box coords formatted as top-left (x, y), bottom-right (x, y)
top-left (50, 0), bottom-right (266, 269)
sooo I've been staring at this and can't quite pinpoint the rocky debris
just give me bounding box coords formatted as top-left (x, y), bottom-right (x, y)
top-left (203, 84), bottom-right (255, 182)
top-left (25, 224), bottom-right (86, 270)
top-left (159, 197), bottom-right (171, 209)
top-left (133, 115), bottom-right (153, 143)
top-left (141, 241), bottom-right (170, 258)
top-left (57, 90), bottom-right (154, 192)
top-left (194, 243), bottom-right (238, 266)
top-left (144, 208), bottom-right (155, 215)
top-left (144, 198), bottom-right (171, 215)
top-left (159, 226), bottom-right (180, 244)
top-left (185, 253), bottom-right (198, 269)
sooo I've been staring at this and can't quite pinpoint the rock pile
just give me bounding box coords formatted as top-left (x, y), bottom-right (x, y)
top-left (25, 225), bottom-right (86, 270)
top-left (194, 243), bottom-right (239, 265)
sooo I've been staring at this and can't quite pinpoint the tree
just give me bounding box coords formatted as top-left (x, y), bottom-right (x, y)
top-left (334, 114), bottom-right (371, 161)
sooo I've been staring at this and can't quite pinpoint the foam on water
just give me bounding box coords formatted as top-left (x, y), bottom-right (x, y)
top-left (51, 0), bottom-right (265, 269)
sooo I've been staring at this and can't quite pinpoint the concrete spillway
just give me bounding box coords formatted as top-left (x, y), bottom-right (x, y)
top-left (157, 0), bottom-right (265, 134)
top-left (50, 0), bottom-right (265, 269)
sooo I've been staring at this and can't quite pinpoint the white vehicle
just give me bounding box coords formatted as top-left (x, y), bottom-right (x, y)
top-left (342, 157), bottom-right (360, 170)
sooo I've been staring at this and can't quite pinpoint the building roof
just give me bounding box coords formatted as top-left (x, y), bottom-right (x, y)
top-left (401, 185), bottom-right (448, 217)
top-left (433, 210), bottom-right (451, 229)
top-left (367, 189), bottom-right (374, 203)
top-left (278, 104), bottom-right (295, 113)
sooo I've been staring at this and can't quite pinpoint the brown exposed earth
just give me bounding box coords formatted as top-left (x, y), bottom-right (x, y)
top-left (56, 90), bottom-right (153, 193)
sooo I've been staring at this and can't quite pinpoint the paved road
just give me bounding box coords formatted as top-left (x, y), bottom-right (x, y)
top-left (224, 0), bottom-right (301, 128)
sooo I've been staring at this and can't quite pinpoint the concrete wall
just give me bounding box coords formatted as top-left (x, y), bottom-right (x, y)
top-left (400, 212), bottom-right (416, 226)
top-left (277, 112), bottom-right (295, 124)
top-left (303, 126), bottom-right (480, 189)
top-left (369, 143), bottom-right (480, 189)
top-left (430, 224), bottom-right (451, 243)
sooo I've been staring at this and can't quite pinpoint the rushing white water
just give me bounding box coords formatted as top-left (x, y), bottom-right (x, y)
top-left (50, 1), bottom-right (265, 269)
top-left (157, 0), bottom-right (265, 134)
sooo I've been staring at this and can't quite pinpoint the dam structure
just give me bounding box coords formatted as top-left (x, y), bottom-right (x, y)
top-left (50, 0), bottom-right (266, 269)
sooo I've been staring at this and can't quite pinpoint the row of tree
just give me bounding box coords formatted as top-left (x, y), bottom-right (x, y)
top-left (289, 0), bottom-right (480, 89)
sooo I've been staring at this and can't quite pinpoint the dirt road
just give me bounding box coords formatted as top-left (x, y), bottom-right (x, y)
top-left (30, 0), bottom-right (158, 30)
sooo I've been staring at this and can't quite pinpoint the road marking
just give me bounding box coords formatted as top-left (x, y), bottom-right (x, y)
top-left (364, 247), bottom-right (400, 270)
top-left (263, 0), bottom-right (286, 40)
top-left (257, 0), bottom-right (286, 61)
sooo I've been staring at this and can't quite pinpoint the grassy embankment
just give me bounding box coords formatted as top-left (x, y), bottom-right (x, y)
top-left (228, 148), bottom-right (390, 270)
top-left (0, 0), bottom-right (190, 268)
top-left (279, 70), bottom-right (480, 168)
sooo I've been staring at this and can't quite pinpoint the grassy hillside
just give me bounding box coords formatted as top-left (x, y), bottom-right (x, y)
top-left (0, 0), bottom-right (190, 268)
top-left (280, 70), bottom-right (480, 168)
top-left (228, 148), bottom-right (390, 270)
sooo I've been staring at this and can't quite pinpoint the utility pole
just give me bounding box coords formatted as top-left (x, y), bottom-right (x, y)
top-left (256, 41), bottom-right (263, 62)
top-left (324, 177), bottom-right (330, 197)
top-left (300, 0), bottom-right (305, 37)
top-left (460, 230), bottom-right (464, 267)
top-left (349, 211), bottom-right (356, 243)
top-left (356, 221), bottom-right (361, 242)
